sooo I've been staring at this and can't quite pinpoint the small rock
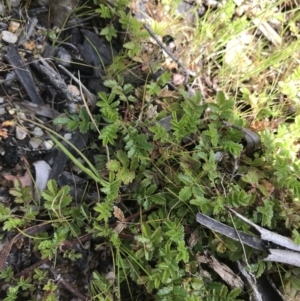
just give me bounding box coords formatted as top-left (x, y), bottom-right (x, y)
top-left (15, 126), bottom-right (27, 140)
top-left (1, 31), bottom-right (18, 44)
top-left (57, 47), bottom-right (72, 67)
top-left (38, 0), bottom-right (49, 5)
top-left (0, 108), bottom-right (5, 115)
top-left (64, 133), bottom-right (72, 140)
top-left (0, 22), bottom-right (7, 30)
top-left (23, 40), bottom-right (36, 51)
top-left (16, 112), bottom-right (26, 120)
top-left (33, 160), bottom-right (51, 197)
top-left (173, 73), bottom-right (185, 86)
top-left (0, 4), bottom-right (5, 16)
top-left (0, 187), bottom-right (10, 203)
top-left (4, 72), bottom-right (16, 86)
top-left (10, 0), bottom-right (20, 7)
top-left (8, 21), bottom-right (20, 33)
top-left (33, 127), bottom-right (44, 137)
top-left (205, 0), bottom-right (220, 7)
top-left (42, 140), bottom-right (54, 150)
top-left (67, 85), bottom-right (80, 96)
top-left (29, 138), bottom-right (42, 149)
top-left (8, 108), bottom-right (15, 115)
top-left (67, 101), bottom-right (80, 114)
top-left (0, 97), bottom-right (4, 103)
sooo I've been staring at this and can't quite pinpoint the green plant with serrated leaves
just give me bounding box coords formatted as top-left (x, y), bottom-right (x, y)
top-left (6, 0), bottom-right (300, 300)
top-left (42, 180), bottom-right (73, 218)
top-left (9, 179), bottom-right (32, 205)
top-left (124, 126), bottom-right (153, 161)
top-left (97, 91), bottom-right (120, 123)
top-left (53, 108), bottom-right (100, 134)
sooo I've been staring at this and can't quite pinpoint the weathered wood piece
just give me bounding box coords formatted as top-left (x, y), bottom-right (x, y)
top-left (196, 212), bottom-right (265, 251)
top-left (17, 100), bottom-right (60, 119)
top-left (5, 44), bottom-right (43, 105)
top-left (228, 208), bottom-right (300, 252)
top-left (48, 131), bottom-right (88, 180)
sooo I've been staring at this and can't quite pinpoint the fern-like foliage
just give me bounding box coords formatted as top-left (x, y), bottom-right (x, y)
top-left (97, 91), bottom-right (120, 123)
top-left (124, 126), bottom-right (153, 162)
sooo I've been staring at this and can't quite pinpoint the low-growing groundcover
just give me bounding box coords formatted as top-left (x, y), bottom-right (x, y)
top-left (1, 0), bottom-right (300, 300)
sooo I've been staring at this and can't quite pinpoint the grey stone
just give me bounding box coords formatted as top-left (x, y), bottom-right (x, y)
top-left (1, 30), bottom-right (17, 44)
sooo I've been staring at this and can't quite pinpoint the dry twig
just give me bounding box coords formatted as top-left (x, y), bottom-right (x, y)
top-left (143, 23), bottom-right (194, 83)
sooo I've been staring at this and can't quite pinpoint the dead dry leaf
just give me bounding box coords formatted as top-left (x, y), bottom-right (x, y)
top-left (260, 179), bottom-right (275, 195)
top-left (173, 73), bottom-right (185, 86)
top-left (2, 120), bottom-right (15, 127)
top-left (188, 229), bottom-right (199, 249)
top-left (196, 252), bottom-right (244, 289)
top-left (23, 40), bottom-right (36, 51)
top-left (145, 104), bottom-right (158, 119)
top-left (113, 206), bottom-right (125, 222)
top-left (114, 221), bottom-right (127, 234)
top-left (4, 170), bottom-right (32, 188)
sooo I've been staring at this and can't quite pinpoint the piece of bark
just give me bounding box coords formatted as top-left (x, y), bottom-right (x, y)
top-left (18, 17), bottom-right (38, 46)
top-left (17, 100), bottom-right (60, 119)
top-left (196, 252), bottom-right (244, 289)
top-left (263, 249), bottom-right (300, 267)
top-left (79, 29), bottom-right (116, 66)
top-left (222, 121), bottom-right (261, 156)
top-left (48, 131), bottom-right (88, 180)
top-left (35, 0), bottom-right (79, 28)
top-left (13, 6), bottom-right (48, 19)
top-left (196, 212), bottom-right (265, 251)
top-left (58, 64), bottom-right (97, 109)
top-left (30, 56), bottom-right (82, 107)
top-left (228, 208), bottom-right (300, 252)
top-left (5, 44), bottom-right (43, 105)
top-left (237, 261), bottom-right (284, 301)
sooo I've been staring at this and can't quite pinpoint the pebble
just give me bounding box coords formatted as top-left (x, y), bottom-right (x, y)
top-left (67, 85), bottom-right (80, 96)
top-left (0, 108), bottom-right (6, 115)
top-left (16, 112), bottom-right (26, 120)
top-left (33, 160), bottom-right (51, 195)
top-left (11, 0), bottom-right (20, 7)
top-left (16, 126), bottom-right (27, 140)
top-left (8, 21), bottom-right (20, 33)
top-left (0, 3), bottom-right (5, 16)
top-left (64, 133), bottom-right (72, 140)
top-left (57, 47), bottom-right (72, 67)
top-left (5, 72), bottom-right (16, 86)
top-left (42, 140), bottom-right (54, 150)
top-left (29, 138), bottom-right (42, 149)
top-left (8, 108), bottom-right (15, 115)
top-left (33, 127), bottom-right (44, 137)
top-left (1, 31), bottom-right (18, 44)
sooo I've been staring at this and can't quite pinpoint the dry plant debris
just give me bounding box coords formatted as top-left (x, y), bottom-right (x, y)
top-left (0, 0), bottom-right (299, 300)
